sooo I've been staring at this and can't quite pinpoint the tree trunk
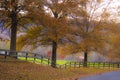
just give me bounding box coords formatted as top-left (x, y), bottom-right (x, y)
top-left (51, 41), bottom-right (57, 68)
top-left (10, 11), bottom-right (18, 57)
top-left (84, 50), bottom-right (88, 67)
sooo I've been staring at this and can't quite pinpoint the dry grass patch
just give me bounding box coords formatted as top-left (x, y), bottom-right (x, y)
top-left (0, 56), bottom-right (119, 80)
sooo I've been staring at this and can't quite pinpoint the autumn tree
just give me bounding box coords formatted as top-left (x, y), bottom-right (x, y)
top-left (17, 0), bottom-right (78, 68)
top-left (0, 0), bottom-right (36, 55)
top-left (104, 23), bottom-right (120, 61)
top-left (43, 0), bottom-right (78, 68)
top-left (69, 0), bottom-right (113, 67)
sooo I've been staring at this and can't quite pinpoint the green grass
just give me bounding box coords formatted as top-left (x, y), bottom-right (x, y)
top-left (18, 57), bottom-right (68, 65)
top-left (56, 60), bottom-right (68, 65)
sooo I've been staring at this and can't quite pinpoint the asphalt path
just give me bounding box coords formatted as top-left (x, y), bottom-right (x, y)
top-left (79, 71), bottom-right (120, 80)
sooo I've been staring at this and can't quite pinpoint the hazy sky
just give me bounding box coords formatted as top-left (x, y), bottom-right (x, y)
top-left (107, 0), bottom-right (120, 22)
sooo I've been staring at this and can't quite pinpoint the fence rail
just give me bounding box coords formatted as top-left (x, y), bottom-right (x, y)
top-left (0, 49), bottom-right (120, 69)
top-left (0, 49), bottom-right (45, 62)
top-left (61, 62), bottom-right (120, 69)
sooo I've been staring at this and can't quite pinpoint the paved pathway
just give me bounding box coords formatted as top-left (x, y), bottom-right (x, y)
top-left (79, 71), bottom-right (120, 80)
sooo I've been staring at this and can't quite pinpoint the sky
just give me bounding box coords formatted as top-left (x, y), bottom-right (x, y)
top-left (107, 0), bottom-right (120, 22)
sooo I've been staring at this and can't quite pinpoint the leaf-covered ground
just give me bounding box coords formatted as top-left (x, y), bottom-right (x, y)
top-left (0, 56), bottom-right (119, 80)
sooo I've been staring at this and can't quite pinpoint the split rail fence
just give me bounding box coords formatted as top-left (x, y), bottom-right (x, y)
top-left (0, 49), bottom-right (120, 69)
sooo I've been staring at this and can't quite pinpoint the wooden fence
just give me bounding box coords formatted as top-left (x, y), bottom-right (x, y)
top-left (0, 49), bottom-right (120, 69)
top-left (0, 49), bottom-right (47, 63)
top-left (60, 62), bottom-right (120, 69)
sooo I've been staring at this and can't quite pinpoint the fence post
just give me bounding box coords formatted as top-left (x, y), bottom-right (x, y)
top-left (117, 63), bottom-right (119, 68)
top-left (41, 56), bottom-right (43, 64)
top-left (4, 51), bottom-right (7, 60)
top-left (79, 62), bottom-right (80, 68)
top-left (103, 62), bottom-right (105, 68)
top-left (70, 62), bottom-right (71, 68)
top-left (16, 52), bottom-right (18, 59)
top-left (26, 53), bottom-right (28, 60)
top-left (65, 64), bottom-right (67, 69)
top-left (93, 62), bottom-right (95, 67)
top-left (34, 54), bottom-right (36, 63)
top-left (108, 62), bottom-right (110, 69)
top-left (74, 62), bottom-right (76, 68)
top-left (48, 58), bottom-right (50, 65)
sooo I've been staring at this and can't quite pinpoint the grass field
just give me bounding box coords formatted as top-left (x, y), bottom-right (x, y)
top-left (18, 57), bottom-right (68, 65)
